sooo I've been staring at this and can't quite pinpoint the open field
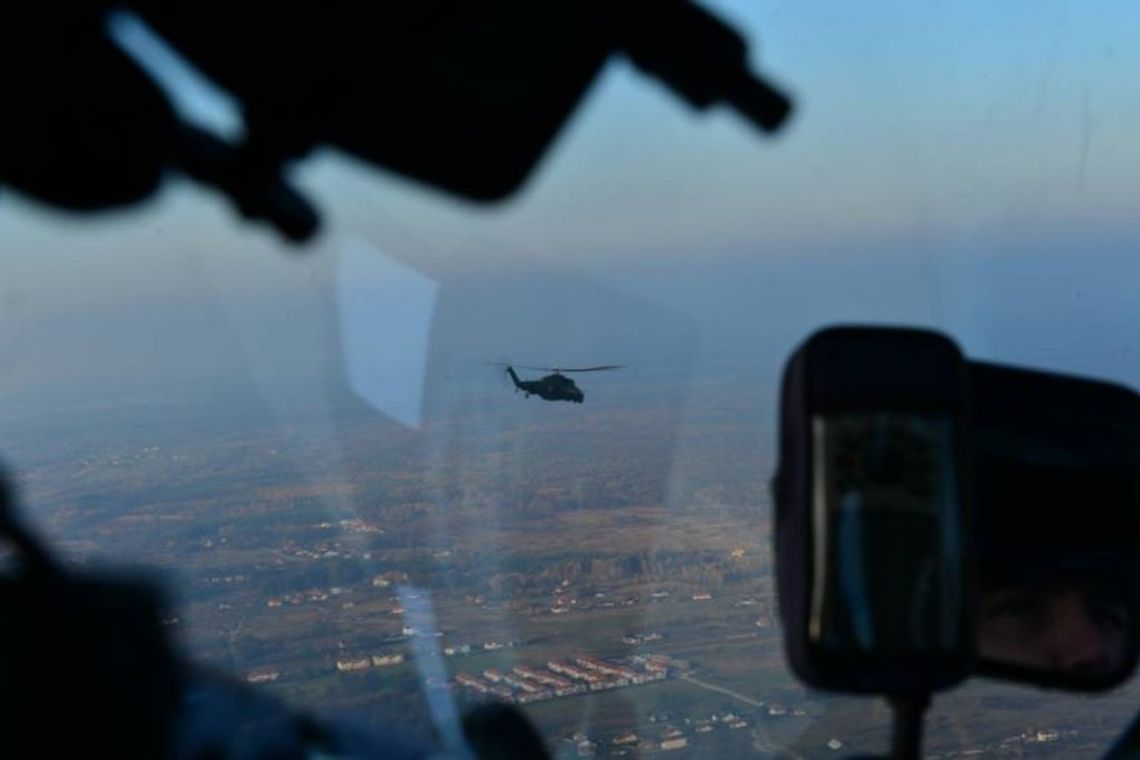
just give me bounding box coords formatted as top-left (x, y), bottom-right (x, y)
top-left (3, 378), bottom-right (1137, 757)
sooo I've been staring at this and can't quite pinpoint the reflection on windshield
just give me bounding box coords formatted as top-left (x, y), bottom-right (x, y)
top-left (338, 237), bottom-right (439, 429)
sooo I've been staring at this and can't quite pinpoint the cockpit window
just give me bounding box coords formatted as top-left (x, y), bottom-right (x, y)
top-left (3, 2), bottom-right (1140, 757)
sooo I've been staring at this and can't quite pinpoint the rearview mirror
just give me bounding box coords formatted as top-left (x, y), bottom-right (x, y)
top-left (970, 362), bottom-right (1140, 691)
top-left (774, 326), bottom-right (1140, 695)
top-left (773, 326), bottom-right (974, 694)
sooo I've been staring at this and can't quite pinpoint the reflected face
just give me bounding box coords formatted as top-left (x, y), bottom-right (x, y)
top-left (978, 583), bottom-right (1130, 676)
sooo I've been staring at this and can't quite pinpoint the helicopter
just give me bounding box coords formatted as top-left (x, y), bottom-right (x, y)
top-left (499, 365), bottom-right (623, 403)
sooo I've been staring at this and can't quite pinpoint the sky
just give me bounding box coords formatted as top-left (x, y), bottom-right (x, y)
top-left (2, 2), bottom-right (1140, 421)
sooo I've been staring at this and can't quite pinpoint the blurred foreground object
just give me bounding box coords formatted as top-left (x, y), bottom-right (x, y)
top-left (0, 1), bottom-right (793, 242)
top-left (773, 326), bottom-right (1140, 757)
top-left (774, 325), bottom-right (1140, 696)
top-left (773, 327), bottom-right (974, 697)
top-left (0, 475), bottom-right (180, 756)
top-left (0, 474), bottom-right (477, 758)
top-left (969, 361), bottom-right (1140, 690)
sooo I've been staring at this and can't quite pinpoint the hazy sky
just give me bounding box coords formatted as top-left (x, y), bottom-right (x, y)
top-left (2, 2), bottom-right (1140, 416)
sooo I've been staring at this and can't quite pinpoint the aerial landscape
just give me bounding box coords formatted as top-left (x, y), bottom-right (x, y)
top-left (5, 0), bottom-right (1140, 753)
top-left (3, 367), bottom-right (1139, 758)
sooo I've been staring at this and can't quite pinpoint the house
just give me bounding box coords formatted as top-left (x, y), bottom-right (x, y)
top-left (336, 657), bottom-right (372, 672)
top-left (246, 668), bottom-right (280, 684)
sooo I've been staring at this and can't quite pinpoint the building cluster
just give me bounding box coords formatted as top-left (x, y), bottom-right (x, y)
top-left (455, 673), bottom-right (512, 701)
top-left (454, 653), bottom-right (670, 705)
top-left (281, 539), bottom-right (354, 561)
top-left (201, 573), bottom-right (249, 585)
top-left (996, 727), bottom-right (1066, 749)
top-left (334, 640), bottom-right (521, 677)
top-left (371, 572), bottom-right (409, 588)
top-left (266, 586), bottom-right (351, 608)
top-left (944, 726), bottom-right (1071, 757)
top-left (305, 519), bottom-right (383, 536)
top-left (569, 731), bottom-right (595, 756)
top-left (567, 709), bottom-right (762, 758)
top-left (544, 593), bottom-right (639, 615)
top-left (334, 652), bottom-right (406, 673)
top-left (337, 518), bottom-right (385, 535)
top-left (620, 631), bottom-right (663, 645)
top-left (709, 711), bottom-right (752, 729)
top-left (442, 640), bottom-right (517, 655)
top-left (245, 667), bottom-right (280, 684)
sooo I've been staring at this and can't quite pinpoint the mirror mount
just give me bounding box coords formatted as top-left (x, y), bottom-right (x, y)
top-left (888, 693), bottom-right (931, 760)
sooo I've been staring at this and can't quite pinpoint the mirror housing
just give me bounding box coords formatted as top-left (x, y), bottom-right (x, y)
top-left (774, 326), bottom-right (974, 694)
top-left (774, 325), bottom-right (1140, 696)
top-left (970, 361), bottom-right (1140, 691)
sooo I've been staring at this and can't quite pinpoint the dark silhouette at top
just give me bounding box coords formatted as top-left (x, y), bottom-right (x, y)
top-left (501, 364), bottom-right (623, 404)
top-left (1, 1), bottom-right (793, 243)
top-left (0, 3), bottom-right (793, 756)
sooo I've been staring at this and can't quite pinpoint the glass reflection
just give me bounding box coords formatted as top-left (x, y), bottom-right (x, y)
top-left (978, 578), bottom-right (1131, 677)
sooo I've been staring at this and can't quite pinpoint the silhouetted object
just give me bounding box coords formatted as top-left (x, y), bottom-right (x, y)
top-left (0, 1), bottom-right (793, 242)
top-left (499, 364), bottom-right (623, 403)
top-left (173, 123), bottom-right (320, 242)
top-left (773, 326), bottom-right (1140, 757)
top-left (462, 703), bottom-right (551, 760)
top-left (969, 361), bottom-right (1140, 690)
top-left (0, 473), bottom-right (180, 757)
top-left (773, 327), bottom-right (973, 697)
top-left (0, 472), bottom-right (447, 758)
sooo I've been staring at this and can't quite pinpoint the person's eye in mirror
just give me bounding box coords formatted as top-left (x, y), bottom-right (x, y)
top-left (977, 580), bottom-right (1132, 678)
top-left (982, 590), bottom-right (1049, 633)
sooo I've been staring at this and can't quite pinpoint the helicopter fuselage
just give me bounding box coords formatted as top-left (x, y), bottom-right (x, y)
top-left (506, 367), bottom-right (584, 403)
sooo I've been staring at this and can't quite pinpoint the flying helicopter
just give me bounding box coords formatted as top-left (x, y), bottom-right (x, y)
top-left (498, 365), bottom-right (623, 403)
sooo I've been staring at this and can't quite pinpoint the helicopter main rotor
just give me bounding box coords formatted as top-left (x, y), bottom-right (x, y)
top-left (511, 364), bottom-right (623, 375)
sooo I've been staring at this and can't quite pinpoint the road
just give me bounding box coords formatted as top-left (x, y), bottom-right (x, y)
top-left (676, 673), bottom-right (807, 758)
top-left (677, 672), bottom-right (768, 709)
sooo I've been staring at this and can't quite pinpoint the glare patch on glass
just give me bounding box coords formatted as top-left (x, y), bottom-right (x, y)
top-left (397, 585), bottom-right (466, 756)
top-left (337, 238), bottom-right (439, 428)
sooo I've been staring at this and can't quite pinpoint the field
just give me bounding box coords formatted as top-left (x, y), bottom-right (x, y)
top-left (3, 375), bottom-right (1138, 757)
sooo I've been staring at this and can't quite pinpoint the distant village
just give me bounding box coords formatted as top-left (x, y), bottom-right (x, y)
top-left (453, 653), bottom-right (672, 705)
